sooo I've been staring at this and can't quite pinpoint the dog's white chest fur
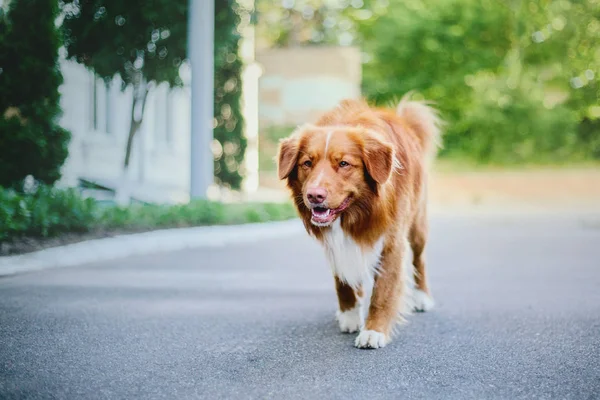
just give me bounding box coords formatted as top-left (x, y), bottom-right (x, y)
top-left (321, 219), bottom-right (384, 288)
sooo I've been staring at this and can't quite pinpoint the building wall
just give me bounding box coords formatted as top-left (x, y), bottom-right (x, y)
top-left (57, 59), bottom-right (192, 203)
top-left (256, 46), bottom-right (361, 127)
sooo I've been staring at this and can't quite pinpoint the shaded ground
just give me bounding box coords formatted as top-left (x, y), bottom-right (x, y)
top-left (1, 213), bottom-right (600, 399)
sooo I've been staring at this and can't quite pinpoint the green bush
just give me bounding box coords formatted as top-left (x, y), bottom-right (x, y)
top-left (444, 73), bottom-right (581, 163)
top-left (99, 200), bottom-right (297, 230)
top-left (0, 186), bottom-right (96, 241)
top-left (0, 184), bottom-right (297, 243)
top-left (0, 0), bottom-right (71, 189)
top-left (213, 0), bottom-right (247, 189)
top-left (349, 0), bottom-right (600, 164)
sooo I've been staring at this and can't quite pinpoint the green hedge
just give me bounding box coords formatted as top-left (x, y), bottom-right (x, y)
top-left (0, 0), bottom-right (71, 189)
top-left (0, 185), bottom-right (296, 243)
top-left (0, 186), bottom-right (96, 241)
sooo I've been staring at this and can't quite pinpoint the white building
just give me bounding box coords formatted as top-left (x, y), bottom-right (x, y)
top-left (57, 59), bottom-right (193, 204)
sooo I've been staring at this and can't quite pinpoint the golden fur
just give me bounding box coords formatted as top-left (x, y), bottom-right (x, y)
top-left (277, 94), bottom-right (442, 348)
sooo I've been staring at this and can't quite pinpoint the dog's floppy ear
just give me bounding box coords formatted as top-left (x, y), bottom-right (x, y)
top-left (277, 136), bottom-right (300, 180)
top-left (362, 130), bottom-right (394, 184)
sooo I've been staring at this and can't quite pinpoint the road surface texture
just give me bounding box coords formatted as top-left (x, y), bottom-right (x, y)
top-left (2, 213), bottom-right (600, 399)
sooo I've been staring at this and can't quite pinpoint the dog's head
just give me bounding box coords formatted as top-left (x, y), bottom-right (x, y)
top-left (277, 125), bottom-right (395, 227)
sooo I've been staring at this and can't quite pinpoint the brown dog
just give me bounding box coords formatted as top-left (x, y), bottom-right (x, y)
top-left (277, 95), bottom-right (442, 349)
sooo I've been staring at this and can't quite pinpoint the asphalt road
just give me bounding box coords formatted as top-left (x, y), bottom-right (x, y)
top-left (1, 213), bottom-right (600, 400)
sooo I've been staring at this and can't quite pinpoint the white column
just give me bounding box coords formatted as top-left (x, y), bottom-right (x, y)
top-left (188, 0), bottom-right (214, 199)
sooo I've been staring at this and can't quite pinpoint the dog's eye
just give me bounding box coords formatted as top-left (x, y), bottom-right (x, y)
top-left (302, 160), bottom-right (312, 168)
top-left (339, 161), bottom-right (350, 167)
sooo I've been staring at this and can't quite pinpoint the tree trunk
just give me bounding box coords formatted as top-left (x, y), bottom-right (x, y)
top-left (123, 81), bottom-right (150, 169)
top-left (116, 77), bottom-right (150, 205)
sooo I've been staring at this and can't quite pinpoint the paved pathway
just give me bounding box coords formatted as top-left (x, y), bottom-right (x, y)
top-left (1, 214), bottom-right (600, 399)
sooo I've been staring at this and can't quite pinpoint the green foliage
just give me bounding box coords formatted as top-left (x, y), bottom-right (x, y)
top-left (257, 0), bottom-right (600, 164)
top-left (0, 184), bottom-right (296, 242)
top-left (61, 0), bottom-right (247, 188)
top-left (446, 73), bottom-right (580, 163)
top-left (61, 0), bottom-right (187, 88)
top-left (0, 185), bottom-right (96, 241)
top-left (0, 0), bottom-right (71, 189)
top-left (214, 0), bottom-right (247, 189)
top-left (351, 0), bottom-right (600, 163)
top-left (99, 199), bottom-right (296, 230)
top-left (255, 0), bottom-right (356, 47)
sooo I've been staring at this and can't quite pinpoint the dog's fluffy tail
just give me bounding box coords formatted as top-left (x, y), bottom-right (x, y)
top-left (396, 92), bottom-right (443, 158)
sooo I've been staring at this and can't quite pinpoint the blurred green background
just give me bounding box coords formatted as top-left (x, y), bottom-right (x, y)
top-left (256, 0), bottom-right (600, 165)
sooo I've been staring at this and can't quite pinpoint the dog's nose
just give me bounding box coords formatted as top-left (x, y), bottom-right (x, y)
top-left (307, 187), bottom-right (328, 204)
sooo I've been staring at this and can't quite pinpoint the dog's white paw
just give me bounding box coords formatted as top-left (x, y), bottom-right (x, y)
top-left (354, 330), bottom-right (387, 349)
top-left (336, 307), bottom-right (362, 333)
top-left (412, 289), bottom-right (435, 312)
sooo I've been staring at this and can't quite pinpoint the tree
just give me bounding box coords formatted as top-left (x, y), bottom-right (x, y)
top-left (214, 0), bottom-right (247, 189)
top-left (0, 0), bottom-right (71, 189)
top-left (255, 0), bottom-right (359, 49)
top-left (350, 0), bottom-right (599, 162)
top-left (61, 0), bottom-right (248, 191)
top-left (61, 0), bottom-right (187, 173)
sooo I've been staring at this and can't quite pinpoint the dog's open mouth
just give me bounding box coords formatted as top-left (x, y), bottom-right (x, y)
top-left (310, 197), bottom-right (351, 226)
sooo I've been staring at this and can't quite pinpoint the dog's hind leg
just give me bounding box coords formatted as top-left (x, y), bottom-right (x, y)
top-left (409, 205), bottom-right (435, 312)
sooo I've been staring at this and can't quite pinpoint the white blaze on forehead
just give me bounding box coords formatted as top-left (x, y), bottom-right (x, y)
top-left (324, 131), bottom-right (333, 155)
top-left (313, 131), bottom-right (333, 187)
top-left (313, 169), bottom-right (324, 186)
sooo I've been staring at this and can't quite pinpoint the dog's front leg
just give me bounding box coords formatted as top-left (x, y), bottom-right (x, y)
top-left (355, 239), bottom-right (405, 349)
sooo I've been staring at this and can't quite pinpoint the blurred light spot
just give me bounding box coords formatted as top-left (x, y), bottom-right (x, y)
top-left (588, 105), bottom-right (600, 119)
top-left (179, 61), bottom-right (191, 84)
top-left (161, 29), bottom-right (171, 39)
top-left (224, 142), bottom-right (237, 155)
top-left (0, 67), bottom-right (3, 74)
top-left (116, 47), bottom-right (124, 55)
top-left (311, 30), bottom-right (325, 42)
top-left (225, 156), bottom-right (238, 172)
top-left (552, 17), bottom-right (566, 31)
top-left (226, 53), bottom-right (237, 63)
top-left (133, 57), bottom-right (144, 69)
top-left (224, 78), bottom-right (237, 92)
top-left (158, 47), bottom-right (168, 59)
top-left (570, 77), bottom-right (584, 89)
top-left (147, 42), bottom-right (156, 52)
top-left (351, 0), bottom-right (364, 8)
top-left (585, 69), bottom-right (595, 80)
top-left (355, 9), bottom-right (372, 20)
top-left (172, 57), bottom-right (182, 67)
top-left (282, 0), bottom-right (295, 9)
top-left (324, 17), bottom-right (336, 28)
top-left (115, 15), bottom-right (126, 26)
top-left (212, 139), bottom-right (223, 159)
top-left (151, 29), bottom-right (160, 43)
top-left (93, 6), bottom-right (106, 21)
top-left (532, 31), bottom-right (545, 43)
top-left (221, 104), bottom-right (232, 119)
top-left (339, 19), bottom-right (352, 30)
top-left (464, 75), bottom-right (475, 86)
top-left (302, 6), bottom-right (314, 19)
top-left (338, 31), bottom-right (353, 46)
